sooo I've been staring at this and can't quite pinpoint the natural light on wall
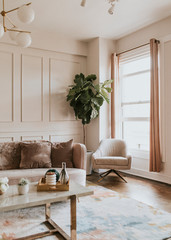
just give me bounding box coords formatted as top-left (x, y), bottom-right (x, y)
top-left (119, 47), bottom-right (150, 155)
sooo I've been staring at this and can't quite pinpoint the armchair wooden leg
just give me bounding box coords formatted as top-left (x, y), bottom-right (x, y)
top-left (100, 170), bottom-right (112, 177)
top-left (98, 170), bottom-right (112, 182)
top-left (97, 169), bottom-right (127, 183)
top-left (112, 170), bottom-right (127, 183)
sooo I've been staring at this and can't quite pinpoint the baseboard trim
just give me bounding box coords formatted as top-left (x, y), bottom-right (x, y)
top-left (121, 168), bottom-right (171, 185)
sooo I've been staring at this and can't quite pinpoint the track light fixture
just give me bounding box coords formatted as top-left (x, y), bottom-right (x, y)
top-left (108, 0), bottom-right (118, 15)
top-left (0, 0), bottom-right (35, 48)
top-left (81, 0), bottom-right (86, 7)
top-left (108, 3), bottom-right (115, 15)
top-left (80, 0), bottom-right (119, 15)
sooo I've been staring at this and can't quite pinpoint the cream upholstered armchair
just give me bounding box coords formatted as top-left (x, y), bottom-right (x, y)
top-left (92, 139), bottom-right (132, 183)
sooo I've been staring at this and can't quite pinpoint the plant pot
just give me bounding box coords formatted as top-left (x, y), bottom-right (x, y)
top-left (86, 151), bottom-right (93, 175)
top-left (18, 184), bottom-right (29, 195)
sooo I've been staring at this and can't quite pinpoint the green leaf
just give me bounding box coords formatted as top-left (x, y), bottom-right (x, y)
top-left (85, 74), bottom-right (97, 82)
top-left (94, 84), bottom-right (100, 92)
top-left (90, 107), bottom-right (99, 119)
top-left (104, 87), bottom-right (112, 93)
top-left (80, 91), bottom-right (91, 104)
top-left (102, 79), bottom-right (113, 87)
top-left (91, 96), bottom-right (104, 107)
top-left (101, 89), bottom-right (110, 103)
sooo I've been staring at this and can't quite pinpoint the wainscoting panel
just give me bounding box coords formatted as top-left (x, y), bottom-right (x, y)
top-left (0, 43), bottom-right (86, 144)
top-left (21, 136), bottom-right (43, 141)
top-left (0, 51), bottom-right (13, 122)
top-left (49, 58), bottom-right (80, 122)
top-left (21, 54), bottom-right (43, 122)
top-left (0, 137), bottom-right (14, 142)
top-left (50, 134), bottom-right (81, 143)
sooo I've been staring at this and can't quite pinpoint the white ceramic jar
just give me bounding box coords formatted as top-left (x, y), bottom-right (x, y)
top-left (46, 172), bottom-right (56, 185)
top-left (18, 184), bottom-right (29, 195)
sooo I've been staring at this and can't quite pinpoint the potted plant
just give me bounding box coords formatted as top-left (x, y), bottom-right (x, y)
top-left (67, 73), bottom-right (113, 175)
top-left (0, 177), bottom-right (9, 195)
top-left (18, 178), bottom-right (29, 195)
top-left (67, 73), bottom-right (113, 144)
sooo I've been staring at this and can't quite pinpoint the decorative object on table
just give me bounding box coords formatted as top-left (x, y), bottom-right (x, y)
top-left (59, 162), bottom-right (69, 185)
top-left (37, 178), bottom-right (69, 191)
top-left (45, 172), bottom-right (56, 185)
top-left (18, 178), bottom-right (29, 195)
top-left (0, 177), bottom-right (9, 195)
top-left (67, 73), bottom-right (113, 144)
top-left (45, 169), bottom-right (60, 182)
top-left (0, 0), bottom-right (35, 48)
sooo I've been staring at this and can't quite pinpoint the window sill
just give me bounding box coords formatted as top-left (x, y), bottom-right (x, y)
top-left (129, 148), bottom-right (149, 160)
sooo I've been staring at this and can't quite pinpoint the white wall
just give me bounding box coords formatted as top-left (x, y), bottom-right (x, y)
top-left (0, 43), bottom-right (87, 143)
top-left (0, 31), bottom-right (88, 57)
top-left (116, 16), bottom-right (171, 184)
top-left (86, 38), bottom-right (116, 151)
top-left (86, 38), bottom-right (100, 151)
top-left (99, 38), bottom-right (116, 141)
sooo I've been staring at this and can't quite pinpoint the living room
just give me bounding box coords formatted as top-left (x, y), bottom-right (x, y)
top-left (0, 0), bottom-right (171, 239)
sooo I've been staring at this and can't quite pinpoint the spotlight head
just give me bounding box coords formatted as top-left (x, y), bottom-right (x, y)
top-left (108, 4), bottom-right (115, 15)
top-left (81, 0), bottom-right (86, 7)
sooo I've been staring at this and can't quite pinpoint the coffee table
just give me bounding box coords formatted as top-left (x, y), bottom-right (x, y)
top-left (0, 181), bottom-right (93, 240)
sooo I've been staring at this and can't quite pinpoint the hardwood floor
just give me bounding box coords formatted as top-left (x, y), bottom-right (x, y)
top-left (87, 171), bottom-right (171, 213)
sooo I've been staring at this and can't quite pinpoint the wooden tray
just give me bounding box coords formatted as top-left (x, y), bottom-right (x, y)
top-left (37, 178), bottom-right (69, 191)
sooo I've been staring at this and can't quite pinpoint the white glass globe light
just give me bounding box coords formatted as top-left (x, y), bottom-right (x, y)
top-left (9, 27), bottom-right (19, 41)
top-left (16, 32), bottom-right (32, 48)
top-left (0, 24), bottom-right (4, 39)
top-left (17, 5), bottom-right (35, 24)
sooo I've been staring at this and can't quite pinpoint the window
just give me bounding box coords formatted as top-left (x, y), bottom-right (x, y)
top-left (119, 49), bottom-right (150, 156)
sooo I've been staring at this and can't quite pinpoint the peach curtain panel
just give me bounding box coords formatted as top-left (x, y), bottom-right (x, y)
top-left (150, 38), bottom-right (161, 172)
top-left (111, 53), bottom-right (119, 138)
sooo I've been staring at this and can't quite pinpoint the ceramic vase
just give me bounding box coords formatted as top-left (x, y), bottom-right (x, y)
top-left (59, 162), bottom-right (69, 184)
top-left (18, 184), bottom-right (29, 195)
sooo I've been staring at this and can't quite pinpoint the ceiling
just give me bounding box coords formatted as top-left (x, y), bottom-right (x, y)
top-left (2, 0), bottom-right (171, 41)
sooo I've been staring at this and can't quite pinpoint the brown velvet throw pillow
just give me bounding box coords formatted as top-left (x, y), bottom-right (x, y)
top-left (0, 142), bottom-right (21, 170)
top-left (51, 139), bottom-right (73, 168)
top-left (20, 142), bottom-right (52, 169)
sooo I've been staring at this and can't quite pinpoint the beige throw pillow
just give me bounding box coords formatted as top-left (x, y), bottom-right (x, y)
top-left (51, 139), bottom-right (73, 168)
top-left (20, 142), bottom-right (52, 169)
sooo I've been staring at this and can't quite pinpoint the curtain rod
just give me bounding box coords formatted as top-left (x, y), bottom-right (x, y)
top-left (116, 39), bottom-right (160, 56)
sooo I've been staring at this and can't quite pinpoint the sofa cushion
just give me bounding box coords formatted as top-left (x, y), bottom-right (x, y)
top-left (0, 168), bottom-right (86, 186)
top-left (51, 139), bottom-right (73, 168)
top-left (0, 142), bottom-right (21, 170)
top-left (94, 156), bottom-right (128, 166)
top-left (20, 142), bottom-right (52, 169)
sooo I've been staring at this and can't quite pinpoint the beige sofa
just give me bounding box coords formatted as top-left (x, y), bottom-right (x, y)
top-left (0, 140), bottom-right (87, 186)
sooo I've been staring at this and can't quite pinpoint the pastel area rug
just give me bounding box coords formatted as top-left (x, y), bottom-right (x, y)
top-left (0, 183), bottom-right (171, 240)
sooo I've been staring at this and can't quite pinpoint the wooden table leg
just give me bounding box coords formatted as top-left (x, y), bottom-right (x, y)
top-left (45, 203), bottom-right (51, 220)
top-left (70, 195), bottom-right (77, 240)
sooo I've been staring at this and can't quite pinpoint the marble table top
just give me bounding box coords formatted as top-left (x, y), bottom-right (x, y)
top-left (0, 181), bottom-right (93, 212)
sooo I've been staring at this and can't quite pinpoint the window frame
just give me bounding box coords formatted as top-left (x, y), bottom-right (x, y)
top-left (119, 51), bottom-right (150, 159)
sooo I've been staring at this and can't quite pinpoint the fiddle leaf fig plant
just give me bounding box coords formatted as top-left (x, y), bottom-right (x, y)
top-left (67, 73), bottom-right (113, 143)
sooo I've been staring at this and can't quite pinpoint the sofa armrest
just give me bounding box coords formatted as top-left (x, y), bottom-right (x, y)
top-left (73, 143), bottom-right (87, 170)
